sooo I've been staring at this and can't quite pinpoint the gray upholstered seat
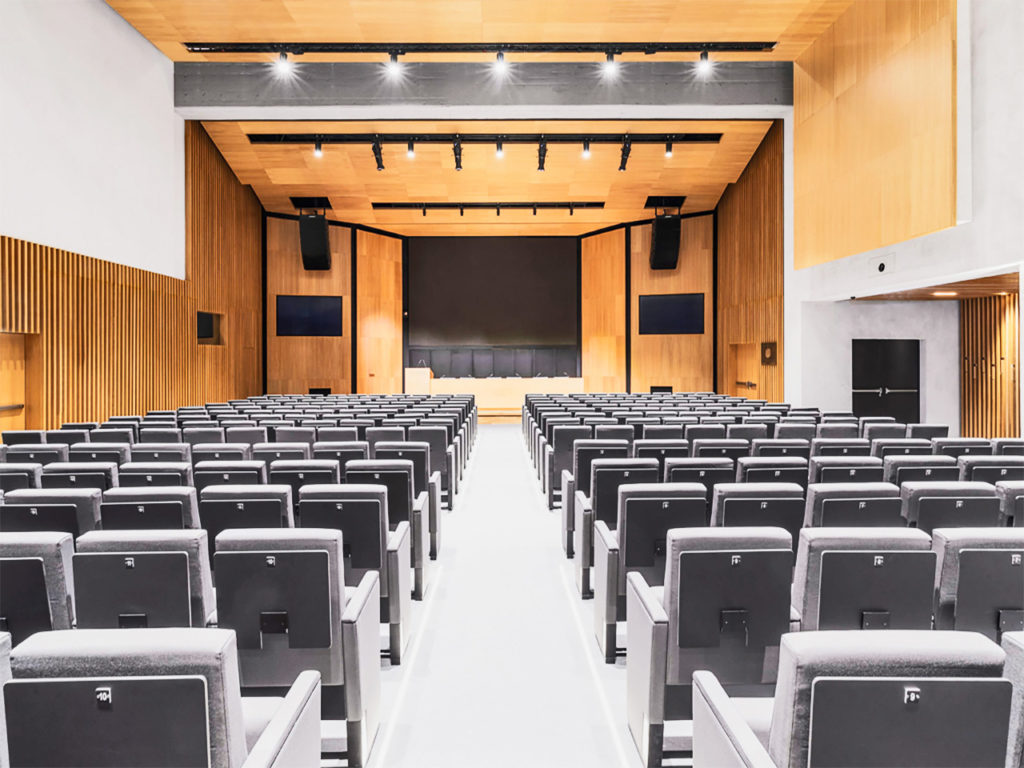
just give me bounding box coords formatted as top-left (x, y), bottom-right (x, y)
top-left (194, 460), bottom-right (268, 490)
top-left (734, 456), bottom-right (807, 485)
top-left (807, 455), bottom-right (883, 484)
top-left (225, 426), bottom-right (269, 445)
top-left (1, 430), bottom-right (46, 446)
top-left (192, 442), bottom-right (253, 462)
top-left (130, 442), bottom-right (192, 462)
top-left (907, 423), bottom-right (949, 440)
top-left (932, 437), bottom-right (993, 457)
top-left (994, 438), bottom-right (1024, 456)
top-left (869, 437), bottom-right (932, 458)
top-left (997, 480), bottom-right (1024, 527)
top-left (312, 440), bottom-right (369, 467)
top-left (802, 481), bottom-right (903, 527)
top-left (863, 422), bottom-right (908, 441)
top-left (0, 462), bottom-right (43, 490)
top-left (690, 438), bottom-right (750, 459)
top-left (6, 443), bottom-right (69, 465)
top-left (1, 487), bottom-right (102, 536)
top-left (900, 480), bottom-right (999, 531)
top-left (773, 423), bottom-right (815, 441)
top-left (274, 426), bottom-right (316, 445)
top-left (101, 486), bottom-right (201, 528)
top-left (882, 453), bottom-right (958, 485)
top-left (711, 483), bottom-right (805, 544)
top-left (67, 441), bottom-right (131, 464)
top-left (750, 439), bottom-right (810, 458)
top-left (318, 426), bottom-right (360, 442)
top-left (809, 437), bottom-right (870, 457)
top-left (268, 459), bottom-right (342, 499)
top-left (1005, 631), bottom-right (1024, 768)
top-left (251, 442), bottom-right (311, 461)
top-left (727, 424), bottom-right (768, 441)
top-left (117, 460), bottom-right (194, 487)
top-left (41, 460), bottom-right (119, 490)
top-left (182, 426), bottom-right (226, 445)
top-left (958, 454), bottom-right (1024, 482)
top-left (814, 423), bottom-right (858, 439)
top-left (0, 530), bottom-right (76, 635)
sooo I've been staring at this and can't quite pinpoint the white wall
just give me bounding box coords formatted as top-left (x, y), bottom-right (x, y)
top-left (0, 0), bottom-right (185, 277)
top-left (801, 301), bottom-right (961, 434)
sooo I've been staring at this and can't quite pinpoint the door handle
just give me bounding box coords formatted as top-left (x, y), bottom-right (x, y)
top-left (882, 388), bottom-right (919, 395)
top-left (852, 388), bottom-right (883, 396)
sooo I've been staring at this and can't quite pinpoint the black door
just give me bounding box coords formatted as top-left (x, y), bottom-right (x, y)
top-left (852, 339), bottom-right (921, 422)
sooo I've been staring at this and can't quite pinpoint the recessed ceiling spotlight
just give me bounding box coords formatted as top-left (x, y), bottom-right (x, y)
top-left (601, 51), bottom-right (619, 78)
top-left (664, 141), bottom-right (673, 158)
top-left (406, 140), bottom-right (415, 159)
top-left (385, 51), bottom-right (403, 79)
top-left (495, 139), bottom-right (504, 159)
top-left (273, 51), bottom-right (295, 77)
top-left (582, 139), bottom-right (591, 159)
top-left (932, 291), bottom-right (958, 297)
top-left (493, 50), bottom-right (509, 77)
top-left (696, 49), bottom-right (713, 77)
top-left (313, 140), bottom-right (323, 158)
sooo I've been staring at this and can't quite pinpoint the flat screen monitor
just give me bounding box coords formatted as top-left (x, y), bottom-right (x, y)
top-left (276, 295), bottom-right (343, 336)
top-left (638, 293), bottom-right (704, 335)
top-left (196, 311), bottom-right (215, 339)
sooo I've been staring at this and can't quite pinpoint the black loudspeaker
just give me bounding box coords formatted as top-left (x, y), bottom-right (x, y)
top-left (299, 214), bottom-right (331, 270)
top-left (649, 215), bottom-right (681, 270)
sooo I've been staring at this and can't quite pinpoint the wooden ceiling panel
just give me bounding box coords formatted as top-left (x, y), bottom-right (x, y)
top-left (202, 118), bottom-right (772, 236)
top-left (107, 0), bottom-right (853, 61)
top-left (859, 273), bottom-right (1021, 301)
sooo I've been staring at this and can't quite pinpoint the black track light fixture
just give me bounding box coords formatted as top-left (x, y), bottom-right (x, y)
top-left (495, 139), bottom-right (504, 159)
top-left (696, 49), bottom-right (713, 77)
top-left (665, 141), bottom-right (673, 158)
top-left (371, 139), bottom-right (384, 171)
top-left (582, 139), bottom-right (591, 159)
top-left (406, 140), bottom-right (415, 158)
top-left (452, 137), bottom-right (463, 171)
top-left (538, 137), bottom-right (547, 171)
top-left (619, 137), bottom-right (632, 171)
top-left (313, 140), bottom-right (323, 158)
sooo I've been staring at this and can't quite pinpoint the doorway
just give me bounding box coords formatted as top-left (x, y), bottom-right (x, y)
top-left (851, 339), bottom-right (921, 422)
top-left (0, 333), bottom-right (27, 431)
top-left (729, 343), bottom-right (760, 398)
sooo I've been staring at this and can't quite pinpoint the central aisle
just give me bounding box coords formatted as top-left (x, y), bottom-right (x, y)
top-left (368, 423), bottom-right (634, 768)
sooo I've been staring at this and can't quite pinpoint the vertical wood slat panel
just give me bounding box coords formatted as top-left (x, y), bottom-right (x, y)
top-left (961, 294), bottom-right (1020, 437)
top-left (0, 122), bottom-right (263, 428)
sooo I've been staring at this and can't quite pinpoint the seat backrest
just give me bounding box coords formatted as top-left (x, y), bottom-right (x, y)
top-left (735, 456), bottom-right (808, 486)
top-left (870, 438), bottom-right (933, 458)
top-left (130, 442), bottom-right (191, 462)
top-left (407, 426), bottom-right (448, 477)
top-left (810, 438), bottom-right (871, 457)
top-left (643, 424), bottom-right (684, 440)
top-left (803, 481), bottom-right (903, 527)
top-left (9, 627), bottom-right (248, 768)
top-left (882, 454), bottom-right (959, 485)
top-left (774, 423), bottom-right (816, 441)
top-left (710, 482), bottom-right (806, 546)
top-left (117, 461), bottom-right (193, 487)
top-left (933, 438), bottom-right (994, 457)
top-left (863, 422), bottom-right (908, 441)
top-left (0, 462), bottom-right (43, 491)
top-left (139, 426), bottom-right (184, 443)
top-left (101, 486), bottom-right (200, 529)
top-left (345, 459), bottom-right (414, 526)
top-left (815, 423), bottom-right (859, 439)
top-left (690, 438), bottom-right (750, 460)
top-left (41, 461), bottom-right (119, 491)
top-left (182, 427), bottom-right (225, 445)
top-left (588, 459), bottom-right (660, 525)
top-left (268, 459), bottom-right (342, 500)
top-left (1, 487), bottom-right (102, 536)
top-left (750, 439), bottom-right (810, 459)
top-left (684, 424), bottom-right (726, 441)
top-left (311, 440), bottom-right (370, 469)
top-left (1, 430), bottom-right (46, 446)
top-left (193, 460), bottom-right (268, 491)
top-left (808, 455), bottom-right (884, 484)
top-left (274, 426), bottom-right (316, 445)
top-left (727, 424), bottom-right (768, 441)
top-left (297, 483), bottom-right (389, 588)
top-left (44, 429), bottom-right (89, 446)
top-left (0, 531), bottom-right (75, 639)
top-left (7, 443), bottom-right (69, 465)
top-left (373, 442), bottom-right (430, 494)
top-left (1005, 632), bottom-right (1024, 768)
top-left (996, 480), bottom-right (1024, 527)
top-left (907, 423), bottom-right (949, 440)
top-left (251, 442), bottom-right (311, 461)
top-left (593, 424), bottom-right (635, 443)
top-left (75, 529), bottom-right (214, 628)
top-left (767, 630), bottom-right (1007, 768)
top-left (900, 480), bottom-right (999, 532)
top-left (366, 427), bottom-right (405, 450)
top-left (959, 455), bottom-right (1024, 483)
top-left (191, 443), bottom-right (252, 463)
top-left (223, 426), bottom-right (268, 445)
top-left (571, 440), bottom-right (630, 498)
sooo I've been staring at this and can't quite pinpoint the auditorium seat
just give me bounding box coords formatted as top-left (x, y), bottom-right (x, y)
top-left (869, 437), bottom-right (933, 458)
top-left (318, 426), bottom-right (359, 443)
top-left (632, 439), bottom-right (690, 474)
top-left (41, 460), bottom-right (119, 490)
top-left (6, 443), bottom-right (69, 465)
top-left (139, 425), bottom-right (183, 443)
top-left (1005, 632), bottom-right (1024, 768)
top-left (933, 437), bottom-right (993, 457)
top-left (193, 442), bottom-right (253, 462)
top-left (373, 441), bottom-right (441, 559)
top-left (997, 480), bottom-right (1024, 527)
top-left (44, 428), bottom-right (89, 445)
top-left (644, 424), bottom-right (684, 440)
top-left (809, 437), bottom-right (870, 457)
top-left (251, 442), bottom-right (311, 462)
top-left (182, 426), bottom-right (226, 445)
top-left (773, 423), bottom-right (815, 441)
top-left (560, 439), bottom-right (630, 558)
top-left (0, 531), bottom-right (76, 641)
top-left (663, 457), bottom-right (736, 510)
top-left (592, 482), bottom-right (707, 662)
top-left (690, 438), bottom-right (750, 460)
top-left (711, 483), bottom-right (806, 546)
top-left (274, 426), bottom-right (316, 445)
top-left (100, 486), bottom-right (200, 529)
top-left (626, 527), bottom-right (792, 767)
top-left (0, 430), bottom-right (45, 446)
top-left (214, 530), bottom-right (380, 762)
top-left (995, 438), bottom-right (1024, 456)
top-left (750, 438), bottom-right (810, 459)
top-left (118, 460), bottom-right (194, 486)
top-left (958, 454), bottom-right (1024, 483)
top-left (692, 631), bottom-right (1009, 768)
top-left (814, 423), bottom-right (858, 439)
top-left (734, 456), bottom-right (807, 486)
top-left (863, 422), bottom-right (908, 441)
top-left (90, 426), bottom-right (135, 444)
top-left (594, 424), bottom-right (635, 443)
top-left (882, 453), bottom-right (959, 485)
top-left (74, 529), bottom-right (215, 627)
top-left (791, 528), bottom-right (934, 631)
top-left (268, 459), bottom-right (342, 502)
top-left (1, 487), bottom-right (102, 536)
top-left (802, 482), bottom-right (904, 527)
top-left (6, 628), bottom-right (323, 768)
top-left (900, 480), bottom-right (1000, 532)
top-left (908, 423), bottom-right (950, 440)
top-left (67, 441), bottom-right (131, 464)
top-left (684, 424), bottom-right (726, 442)
top-left (858, 416), bottom-right (896, 436)
top-left (0, 462), bottom-right (42, 491)
top-left (194, 460), bottom-right (268, 491)
top-left (807, 455), bottom-right (883, 484)
top-left (542, 425), bottom-right (591, 509)
top-left (130, 442), bottom-right (192, 462)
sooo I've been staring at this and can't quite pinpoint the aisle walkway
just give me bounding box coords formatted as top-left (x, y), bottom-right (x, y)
top-left (368, 423), bottom-right (634, 768)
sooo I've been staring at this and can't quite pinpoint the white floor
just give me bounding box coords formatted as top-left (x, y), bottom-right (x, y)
top-left (365, 423), bottom-right (640, 768)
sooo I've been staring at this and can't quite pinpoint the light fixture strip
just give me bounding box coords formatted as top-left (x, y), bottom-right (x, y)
top-left (186, 41), bottom-right (777, 55)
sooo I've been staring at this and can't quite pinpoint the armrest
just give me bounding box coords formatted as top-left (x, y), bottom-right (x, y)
top-left (626, 572), bottom-right (669, 767)
top-left (342, 571), bottom-right (381, 768)
top-left (593, 521), bottom-right (620, 662)
top-left (386, 521), bottom-right (412, 626)
top-left (242, 670), bottom-right (322, 768)
top-left (542, 444), bottom-right (553, 491)
top-left (692, 672), bottom-right (776, 768)
top-left (411, 492), bottom-right (428, 568)
top-left (574, 491), bottom-right (594, 567)
top-left (561, 470), bottom-right (575, 528)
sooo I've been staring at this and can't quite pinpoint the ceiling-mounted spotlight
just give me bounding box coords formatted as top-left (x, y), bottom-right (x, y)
top-left (406, 140), bottom-right (415, 159)
top-left (569, 203), bottom-right (574, 216)
top-left (385, 51), bottom-right (403, 79)
top-left (696, 49), bottom-right (713, 77)
top-left (582, 139), bottom-right (591, 159)
top-left (421, 204), bottom-right (427, 217)
top-left (601, 51), bottom-right (619, 78)
top-left (495, 139), bottom-right (504, 159)
top-left (493, 50), bottom-right (509, 77)
top-left (452, 137), bottom-right (463, 171)
top-left (371, 139), bottom-right (385, 171)
top-left (538, 138), bottom-right (547, 171)
top-left (664, 141), bottom-right (673, 158)
top-left (459, 205), bottom-right (464, 216)
top-left (619, 137), bottom-right (632, 171)
top-left (313, 140), bottom-right (323, 158)
top-left (496, 205), bottom-right (501, 217)
top-left (532, 205), bottom-right (538, 216)
top-left (273, 51), bottom-right (294, 76)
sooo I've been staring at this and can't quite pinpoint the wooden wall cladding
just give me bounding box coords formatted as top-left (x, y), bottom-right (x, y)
top-left (630, 217), bottom-right (714, 394)
top-left (0, 333), bottom-right (27, 430)
top-left (717, 120), bottom-right (785, 401)
top-left (0, 122), bottom-right (262, 429)
top-left (960, 294), bottom-right (1020, 438)
top-left (794, 0), bottom-right (956, 268)
top-left (580, 229), bottom-right (627, 392)
top-left (266, 217), bottom-right (353, 394)
top-left (356, 230), bottom-right (404, 394)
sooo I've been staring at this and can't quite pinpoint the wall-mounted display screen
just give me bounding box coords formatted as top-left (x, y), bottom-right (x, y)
top-left (276, 295), bottom-right (344, 336)
top-left (638, 293), bottom-right (705, 335)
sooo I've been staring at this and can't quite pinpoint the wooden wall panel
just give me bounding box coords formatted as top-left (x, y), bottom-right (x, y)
top-left (356, 230), bottom-right (404, 393)
top-left (0, 333), bottom-right (26, 431)
top-left (961, 295), bottom-right (1020, 438)
top-left (717, 120), bottom-right (785, 401)
top-left (266, 218), bottom-right (352, 394)
top-left (580, 229), bottom-right (626, 392)
top-left (0, 122), bottom-right (262, 429)
top-left (630, 217), bottom-right (714, 394)
top-left (794, 0), bottom-right (956, 268)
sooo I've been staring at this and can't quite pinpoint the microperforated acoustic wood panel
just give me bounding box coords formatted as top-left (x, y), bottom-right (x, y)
top-left (961, 294), bottom-right (1020, 438)
top-left (0, 122), bottom-right (262, 428)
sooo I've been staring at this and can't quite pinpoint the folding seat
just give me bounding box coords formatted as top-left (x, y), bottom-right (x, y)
top-left (313, 439), bottom-right (369, 466)
top-left (773, 423), bottom-right (815, 440)
top-left (0, 462), bottom-right (42, 491)
top-left (726, 424), bottom-right (768, 441)
top-left (0, 531), bottom-right (75, 643)
top-left (268, 458), bottom-right (341, 502)
top-left (750, 438), bottom-right (810, 459)
top-left (901, 480), bottom-right (1000, 532)
top-left (863, 422), bottom-right (908, 441)
top-left (702, 415), bottom-right (737, 426)
top-left (809, 437), bottom-right (870, 457)
top-left (691, 630), bottom-right (1009, 768)
top-left (542, 425), bottom-right (592, 506)
top-left (997, 480), bottom-right (1024, 527)
top-left (626, 527), bottom-right (793, 767)
top-left (593, 483), bottom-right (708, 662)
top-left (711, 483), bottom-right (806, 547)
top-left (6, 628), bottom-right (324, 768)
top-left (907, 422), bottom-right (949, 440)
top-left (594, 424), bottom-right (635, 444)
top-left (959, 454), bottom-right (1024, 482)
top-left (100, 486), bottom-right (200, 529)
top-left (857, 415), bottom-right (896, 437)
top-left (802, 481), bottom-right (904, 527)
top-left (90, 426), bottom-right (135, 444)
top-left (338, 418), bottom-right (375, 441)
top-left (663, 457), bottom-right (735, 506)
top-left (684, 423), bottom-right (726, 442)
top-left (298, 484), bottom-right (412, 664)
top-left (198, 485), bottom-right (294, 566)
top-left (0, 430), bottom-right (46, 445)
top-left (44, 428), bottom-right (89, 446)
top-left (1006, 632), bottom-right (1024, 768)
top-left (690, 438), bottom-right (749, 460)
top-left (792, 528), bottom-right (933, 631)
top-left (814, 422), bottom-right (858, 439)
top-left (625, 417), bottom-right (661, 440)
top-left (74, 529), bottom-right (214, 628)
top-left (993, 438), bottom-right (1024, 456)
top-left (275, 426), bottom-right (316, 445)
top-left (560, 439), bottom-right (630, 557)
top-left (870, 437), bottom-right (932, 458)
top-left (117, 461), bottom-right (190, 489)
top-left (319, 426), bottom-right (359, 442)
top-left (735, 456), bottom-right (808, 486)
top-left (259, 420), bottom-right (300, 440)
top-left (67, 441), bottom-right (131, 464)
top-left (574, 458), bottom-right (660, 597)
top-left (130, 441), bottom-right (191, 462)
top-left (373, 442), bottom-right (441, 559)
top-left (346, 459), bottom-right (429, 600)
top-left (821, 412), bottom-right (857, 422)
top-left (807, 455), bottom-right (883, 484)
top-left (931, 528), bottom-right (1024, 639)
top-left (41, 460), bottom-right (119, 490)
top-left (214, 530), bottom-right (381, 762)
top-left (632, 439), bottom-right (690, 475)
top-left (224, 426), bottom-right (268, 445)
top-left (194, 460), bottom-right (268, 492)
top-left (882, 453), bottom-right (959, 486)
top-left (933, 436), bottom-right (993, 457)
top-left (251, 441), bottom-right (311, 462)
top-left (181, 419), bottom-right (220, 429)
top-left (6, 442), bottom-right (69, 465)
top-left (1, 487), bottom-right (102, 537)
top-left (190, 442), bottom-right (252, 463)
top-left (180, 426), bottom-right (224, 446)
top-left (61, 421), bottom-right (99, 431)
top-left (641, 424), bottom-right (682, 440)
top-left (408, 425), bottom-right (457, 510)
